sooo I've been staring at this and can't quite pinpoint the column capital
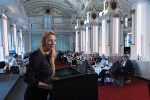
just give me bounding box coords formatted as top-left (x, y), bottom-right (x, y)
top-left (130, 9), bottom-right (135, 14)
top-left (0, 14), bottom-right (7, 19)
top-left (120, 21), bottom-right (124, 24)
top-left (90, 22), bottom-right (100, 26)
top-left (10, 24), bottom-right (16, 28)
top-left (99, 12), bottom-right (110, 21)
top-left (107, 20), bottom-right (110, 23)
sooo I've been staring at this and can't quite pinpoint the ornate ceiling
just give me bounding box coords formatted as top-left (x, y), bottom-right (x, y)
top-left (20, 0), bottom-right (134, 30)
top-left (0, 0), bottom-right (135, 30)
top-left (21, 0), bottom-right (134, 19)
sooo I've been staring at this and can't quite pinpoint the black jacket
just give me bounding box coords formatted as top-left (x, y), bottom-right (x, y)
top-left (122, 59), bottom-right (134, 73)
top-left (24, 49), bottom-right (53, 87)
top-left (109, 61), bottom-right (121, 74)
top-left (24, 49), bottom-right (53, 100)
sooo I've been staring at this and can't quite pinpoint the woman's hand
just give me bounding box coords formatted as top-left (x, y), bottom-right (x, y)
top-left (38, 82), bottom-right (53, 90)
top-left (52, 77), bottom-right (60, 80)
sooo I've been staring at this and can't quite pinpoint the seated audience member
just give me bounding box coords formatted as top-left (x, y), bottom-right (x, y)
top-left (9, 53), bottom-right (19, 74)
top-left (82, 56), bottom-right (90, 68)
top-left (109, 56), bottom-right (121, 76)
top-left (109, 56), bottom-right (122, 85)
top-left (72, 58), bottom-right (77, 65)
top-left (98, 56), bottom-right (121, 86)
top-left (121, 55), bottom-right (134, 84)
top-left (82, 56), bottom-right (91, 72)
top-left (98, 56), bottom-right (101, 62)
top-left (94, 58), bottom-right (100, 65)
top-left (62, 54), bottom-right (68, 64)
top-left (99, 54), bottom-right (108, 65)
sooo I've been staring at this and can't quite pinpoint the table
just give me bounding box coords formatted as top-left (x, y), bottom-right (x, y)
top-left (92, 65), bottom-right (111, 75)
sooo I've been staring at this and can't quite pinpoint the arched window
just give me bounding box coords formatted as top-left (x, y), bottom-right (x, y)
top-left (44, 15), bottom-right (52, 30)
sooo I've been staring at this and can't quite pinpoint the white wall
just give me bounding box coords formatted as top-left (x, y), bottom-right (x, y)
top-left (29, 30), bottom-right (74, 52)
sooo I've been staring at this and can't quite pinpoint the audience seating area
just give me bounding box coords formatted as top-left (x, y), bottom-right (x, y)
top-left (0, 50), bottom-right (149, 100)
top-left (56, 51), bottom-right (138, 87)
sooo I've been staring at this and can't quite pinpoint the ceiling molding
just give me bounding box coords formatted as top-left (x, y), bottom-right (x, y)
top-left (24, 2), bottom-right (72, 18)
top-left (27, 6), bottom-right (71, 18)
top-left (24, 1), bottom-right (75, 14)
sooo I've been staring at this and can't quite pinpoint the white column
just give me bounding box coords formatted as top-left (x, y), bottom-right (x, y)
top-left (1, 14), bottom-right (9, 59)
top-left (10, 25), bottom-right (14, 50)
top-left (22, 32), bottom-right (25, 54)
top-left (0, 15), bottom-right (4, 60)
top-left (85, 26), bottom-right (88, 53)
top-left (98, 23), bottom-right (102, 55)
top-left (20, 30), bottom-right (23, 54)
top-left (79, 30), bottom-right (82, 52)
top-left (105, 20), bottom-right (110, 56)
top-left (145, 0), bottom-right (150, 60)
top-left (136, 0), bottom-right (150, 60)
top-left (17, 29), bottom-right (23, 55)
top-left (85, 25), bottom-right (91, 54)
top-left (92, 25), bottom-right (98, 53)
top-left (81, 29), bottom-right (86, 53)
top-left (120, 19), bottom-right (124, 56)
top-left (90, 25), bottom-right (93, 53)
top-left (12, 24), bottom-right (17, 53)
top-left (29, 31), bottom-right (31, 51)
top-left (80, 30), bottom-right (83, 52)
top-left (75, 31), bottom-right (79, 52)
top-left (112, 17), bottom-right (120, 55)
top-left (102, 19), bottom-right (106, 55)
top-left (130, 9), bottom-right (137, 59)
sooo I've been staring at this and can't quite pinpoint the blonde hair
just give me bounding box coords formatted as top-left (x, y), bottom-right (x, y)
top-left (39, 31), bottom-right (56, 77)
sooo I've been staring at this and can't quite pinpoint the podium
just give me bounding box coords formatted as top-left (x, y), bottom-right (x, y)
top-left (51, 67), bottom-right (98, 100)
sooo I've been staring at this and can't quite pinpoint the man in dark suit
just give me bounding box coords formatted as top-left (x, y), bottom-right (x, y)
top-left (121, 55), bottom-right (134, 84)
top-left (82, 56), bottom-right (91, 73)
top-left (98, 56), bottom-right (121, 86)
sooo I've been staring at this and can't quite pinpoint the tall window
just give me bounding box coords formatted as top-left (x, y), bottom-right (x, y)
top-left (124, 17), bottom-right (128, 28)
top-left (124, 36), bottom-right (127, 47)
top-left (20, 30), bottom-right (22, 53)
top-left (56, 34), bottom-right (72, 51)
top-left (31, 34), bottom-right (42, 51)
top-left (44, 16), bottom-right (52, 30)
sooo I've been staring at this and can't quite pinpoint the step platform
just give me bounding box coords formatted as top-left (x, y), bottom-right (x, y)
top-left (0, 74), bottom-right (20, 100)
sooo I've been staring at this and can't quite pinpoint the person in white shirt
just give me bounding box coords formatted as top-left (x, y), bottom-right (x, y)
top-left (9, 54), bottom-right (19, 73)
top-left (100, 54), bottom-right (108, 65)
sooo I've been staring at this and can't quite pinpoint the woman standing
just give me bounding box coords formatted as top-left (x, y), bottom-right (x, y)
top-left (24, 31), bottom-right (56, 100)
